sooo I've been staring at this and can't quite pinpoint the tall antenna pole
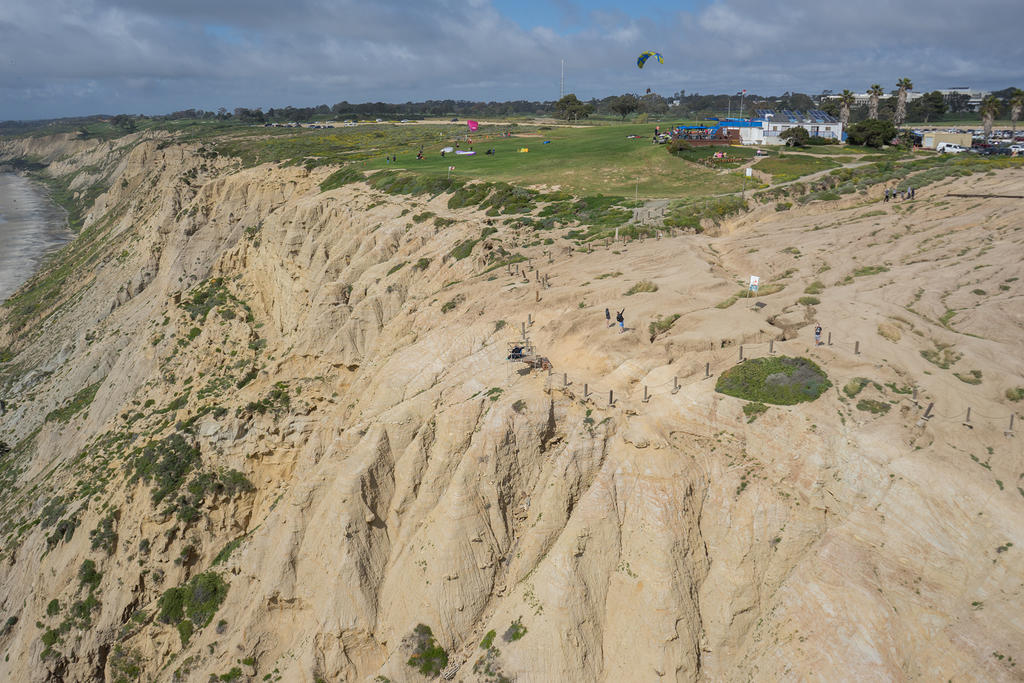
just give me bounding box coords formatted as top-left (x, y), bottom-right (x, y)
top-left (560, 59), bottom-right (564, 99)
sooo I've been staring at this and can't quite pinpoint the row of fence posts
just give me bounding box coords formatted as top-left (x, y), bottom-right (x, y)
top-left (521, 312), bottom-right (1015, 434)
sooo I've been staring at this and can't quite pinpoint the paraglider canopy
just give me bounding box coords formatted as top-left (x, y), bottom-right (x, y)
top-left (637, 51), bottom-right (663, 69)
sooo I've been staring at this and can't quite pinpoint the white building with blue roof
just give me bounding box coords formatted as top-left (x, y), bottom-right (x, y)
top-left (731, 110), bottom-right (845, 145)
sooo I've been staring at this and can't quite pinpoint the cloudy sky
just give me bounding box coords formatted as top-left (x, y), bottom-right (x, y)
top-left (1, 0), bottom-right (1021, 120)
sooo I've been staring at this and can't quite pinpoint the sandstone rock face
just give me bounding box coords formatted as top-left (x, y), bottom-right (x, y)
top-left (0, 133), bottom-right (1022, 682)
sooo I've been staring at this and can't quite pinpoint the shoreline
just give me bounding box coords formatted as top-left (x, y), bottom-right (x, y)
top-left (0, 171), bottom-right (73, 304)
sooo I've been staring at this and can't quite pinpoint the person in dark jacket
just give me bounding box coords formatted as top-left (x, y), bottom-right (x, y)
top-left (616, 309), bottom-right (625, 333)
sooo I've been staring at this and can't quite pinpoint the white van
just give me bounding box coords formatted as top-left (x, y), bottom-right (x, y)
top-left (936, 143), bottom-right (967, 154)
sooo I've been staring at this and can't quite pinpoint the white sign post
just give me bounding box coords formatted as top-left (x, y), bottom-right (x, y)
top-left (743, 166), bottom-right (752, 198)
top-left (748, 275), bottom-right (760, 298)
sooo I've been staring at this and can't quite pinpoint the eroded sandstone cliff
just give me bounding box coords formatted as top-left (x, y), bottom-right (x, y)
top-left (0, 132), bottom-right (1022, 682)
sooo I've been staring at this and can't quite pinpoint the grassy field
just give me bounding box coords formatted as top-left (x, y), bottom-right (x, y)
top-left (753, 154), bottom-right (841, 182)
top-left (357, 124), bottom-right (747, 198)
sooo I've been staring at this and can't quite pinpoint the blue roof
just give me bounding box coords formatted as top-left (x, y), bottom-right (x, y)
top-left (718, 120), bottom-right (763, 128)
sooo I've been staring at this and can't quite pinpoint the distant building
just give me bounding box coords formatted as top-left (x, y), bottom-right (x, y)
top-left (934, 87), bottom-right (989, 112)
top-left (822, 87), bottom-right (989, 111)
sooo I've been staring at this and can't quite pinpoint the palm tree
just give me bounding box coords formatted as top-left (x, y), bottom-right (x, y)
top-left (894, 78), bottom-right (913, 126)
top-left (1010, 89), bottom-right (1024, 138)
top-left (979, 95), bottom-right (1001, 140)
top-left (839, 89), bottom-right (855, 126)
top-left (868, 84), bottom-right (884, 120)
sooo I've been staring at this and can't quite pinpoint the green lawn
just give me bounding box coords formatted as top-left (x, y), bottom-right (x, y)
top-left (358, 123), bottom-right (748, 198)
top-left (752, 154), bottom-right (841, 182)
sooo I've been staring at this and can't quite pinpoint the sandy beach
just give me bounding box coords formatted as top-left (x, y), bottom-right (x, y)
top-left (0, 172), bottom-right (71, 303)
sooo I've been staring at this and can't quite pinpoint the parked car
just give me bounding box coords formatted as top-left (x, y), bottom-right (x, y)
top-left (936, 143), bottom-right (967, 154)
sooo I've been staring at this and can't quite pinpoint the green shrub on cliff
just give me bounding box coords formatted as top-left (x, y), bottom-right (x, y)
top-left (716, 356), bottom-right (831, 405)
top-left (157, 571), bottom-right (229, 647)
top-left (406, 624), bottom-right (448, 677)
top-left (319, 167), bottom-right (363, 192)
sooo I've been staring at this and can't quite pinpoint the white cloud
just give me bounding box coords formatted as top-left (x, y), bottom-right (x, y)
top-left (0, 0), bottom-right (1021, 119)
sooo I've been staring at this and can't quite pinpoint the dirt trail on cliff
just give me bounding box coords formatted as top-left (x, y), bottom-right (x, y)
top-left (0, 133), bottom-right (1022, 682)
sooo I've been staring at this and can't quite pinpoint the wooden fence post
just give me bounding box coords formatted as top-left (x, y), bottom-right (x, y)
top-left (643, 385), bottom-right (650, 403)
top-left (609, 389), bottom-right (614, 407)
top-left (827, 331), bottom-right (832, 346)
top-left (672, 376), bottom-right (679, 394)
top-left (705, 362), bottom-right (710, 379)
top-left (739, 345), bottom-right (744, 361)
top-left (769, 339), bottom-right (774, 354)
top-left (855, 341), bottom-right (860, 355)
top-left (923, 402), bottom-right (934, 419)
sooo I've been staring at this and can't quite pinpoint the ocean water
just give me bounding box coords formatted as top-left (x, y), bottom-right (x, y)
top-left (0, 172), bottom-right (73, 304)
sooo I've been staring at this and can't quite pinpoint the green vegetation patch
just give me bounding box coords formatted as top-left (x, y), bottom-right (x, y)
top-left (920, 344), bottom-right (961, 369)
top-left (319, 167), bottom-right (364, 192)
top-left (664, 196), bottom-right (747, 232)
top-left (754, 154), bottom-right (839, 182)
top-left (181, 278), bottom-right (238, 323)
top-left (625, 280), bottom-right (658, 295)
top-left (852, 265), bottom-right (889, 277)
top-left (648, 314), bottom-right (680, 340)
top-left (954, 370), bottom-right (983, 385)
top-left (238, 382), bottom-right (291, 417)
top-left (715, 356), bottom-right (831, 405)
top-left (743, 402), bottom-right (769, 423)
top-left (132, 433), bottom-right (202, 505)
top-left (109, 645), bottom-right (145, 683)
top-left (856, 399), bottom-right (891, 414)
top-left (212, 535), bottom-right (246, 566)
top-left (157, 572), bottom-right (229, 646)
top-left (369, 170), bottom-right (460, 198)
top-left (89, 509), bottom-right (119, 555)
top-left (45, 381), bottom-right (101, 423)
top-left (406, 624), bottom-right (448, 677)
top-left (1006, 387), bottom-right (1024, 402)
top-left (449, 239), bottom-right (479, 260)
top-left (480, 630), bottom-right (497, 649)
top-left (843, 377), bottom-right (871, 398)
top-left (441, 294), bottom-right (465, 313)
top-left (503, 618), bottom-right (527, 642)
top-left (78, 559), bottom-right (103, 592)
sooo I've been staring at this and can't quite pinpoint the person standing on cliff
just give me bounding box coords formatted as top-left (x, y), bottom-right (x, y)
top-left (616, 309), bottom-right (625, 333)
top-left (814, 323), bottom-right (823, 346)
